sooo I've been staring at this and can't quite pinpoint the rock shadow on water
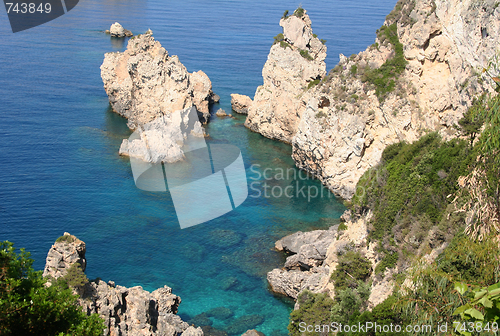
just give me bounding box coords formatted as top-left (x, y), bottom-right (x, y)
top-left (221, 236), bottom-right (284, 278)
top-left (206, 306), bottom-right (234, 321)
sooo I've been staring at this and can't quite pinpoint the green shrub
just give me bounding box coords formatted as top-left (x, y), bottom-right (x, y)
top-left (362, 23), bottom-right (407, 102)
top-left (58, 263), bottom-right (88, 289)
top-left (399, 234), bottom-right (500, 333)
top-left (355, 133), bottom-right (472, 242)
top-left (330, 282), bottom-right (371, 325)
top-left (273, 33), bottom-right (284, 44)
top-left (293, 6), bottom-right (305, 18)
top-left (288, 291), bottom-right (334, 336)
top-left (375, 250), bottom-right (398, 275)
top-left (299, 49), bottom-right (313, 61)
top-left (351, 295), bottom-right (408, 336)
top-left (0, 241), bottom-right (104, 336)
top-left (307, 79), bottom-right (320, 89)
top-left (320, 39), bottom-right (327, 45)
top-left (280, 41), bottom-right (291, 49)
top-left (350, 64), bottom-right (358, 75)
top-left (331, 251), bottom-right (371, 292)
top-left (56, 234), bottom-right (75, 243)
top-left (282, 10), bottom-right (289, 19)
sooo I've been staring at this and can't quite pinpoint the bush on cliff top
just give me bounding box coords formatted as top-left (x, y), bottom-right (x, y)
top-left (56, 234), bottom-right (75, 243)
top-left (293, 6), bottom-right (305, 18)
top-left (0, 241), bottom-right (104, 336)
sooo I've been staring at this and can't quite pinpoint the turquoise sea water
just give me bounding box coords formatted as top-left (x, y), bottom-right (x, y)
top-left (0, 0), bottom-right (397, 334)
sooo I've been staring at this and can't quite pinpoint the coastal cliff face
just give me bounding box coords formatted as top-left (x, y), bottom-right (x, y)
top-left (244, 9), bottom-right (327, 143)
top-left (246, 0), bottom-right (500, 199)
top-left (101, 30), bottom-right (215, 130)
top-left (43, 234), bottom-right (203, 336)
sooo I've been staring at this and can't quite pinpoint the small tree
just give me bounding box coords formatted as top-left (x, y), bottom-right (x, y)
top-left (457, 98), bottom-right (484, 149)
top-left (0, 241), bottom-right (104, 336)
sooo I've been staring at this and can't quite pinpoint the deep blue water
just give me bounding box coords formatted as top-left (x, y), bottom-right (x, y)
top-left (0, 0), bottom-right (397, 334)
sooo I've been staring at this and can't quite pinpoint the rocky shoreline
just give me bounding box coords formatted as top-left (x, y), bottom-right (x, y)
top-left (235, 0), bottom-right (500, 200)
top-left (43, 233), bottom-right (203, 336)
top-left (43, 233), bottom-right (270, 336)
top-left (256, 0), bottom-right (500, 315)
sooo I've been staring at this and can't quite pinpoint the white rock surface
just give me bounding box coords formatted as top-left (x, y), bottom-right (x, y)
top-left (109, 22), bottom-right (132, 37)
top-left (119, 107), bottom-right (205, 164)
top-left (230, 93), bottom-right (253, 114)
top-left (244, 10), bottom-right (327, 143)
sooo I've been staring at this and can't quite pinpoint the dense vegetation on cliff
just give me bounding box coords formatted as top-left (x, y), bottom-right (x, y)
top-left (288, 73), bottom-right (500, 335)
top-left (0, 241), bottom-right (105, 336)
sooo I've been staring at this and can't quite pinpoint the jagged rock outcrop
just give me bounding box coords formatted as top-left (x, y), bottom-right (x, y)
top-left (291, 0), bottom-right (500, 199)
top-left (267, 226), bottom-right (337, 299)
top-left (107, 22), bottom-right (133, 37)
top-left (267, 267), bottom-right (329, 300)
top-left (244, 9), bottom-right (327, 143)
top-left (101, 30), bottom-right (216, 130)
top-left (43, 232), bottom-right (86, 279)
top-left (242, 1), bottom-right (499, 199)
top-left (230, 94), bottom-right (252, 114)
top-left (43, 234), bottom-right (203, 336)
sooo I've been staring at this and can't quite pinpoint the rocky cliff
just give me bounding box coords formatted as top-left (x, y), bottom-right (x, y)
top-left (244, 8), bottom-right (327, 143)
top-left (244, 0), bottom-right (500, 199)
top-left (101, 30), bottom-right (216, 130)
top-left (43, 233), bottom-right (203, 336)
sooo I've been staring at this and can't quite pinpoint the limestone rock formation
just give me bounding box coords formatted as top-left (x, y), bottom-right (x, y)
top-left (242, 1), bottom-right (499, 199)
top-left (101, 30), bottom-right (216, 130)
top-left (215, 108), bottom-right (231, 117)
top-left (43, 234), bottom-right (203, 336)
top-left (107, 22), bottom-right (133, 37)
top-left (43, 232), bottom-right (86, 279)
top-left (267, 226), bottom-right (337, 299)
top-left (244, 9), bottom-right (327, 143)
top-left (80, 281), bottom-right (202, 336)
top-left (267, 267), bottom-right (329, 300)
top-left (291, 0), bottom-right (500, 199)
top-left (230, 94), bottom-right (252, 114)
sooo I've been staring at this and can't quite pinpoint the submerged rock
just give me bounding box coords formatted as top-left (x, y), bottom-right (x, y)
top-left (242, 330), bottom-right (265, 336)
top-left (188, 313), bottom-right (213, 327)
top-left (225, 315), bottom-right (264, 335)
top-left (206, 307), bottom-right (234, 321)
top-left (207, 229), bottom-right (242, 248)
top-left (201, 325), bottom-right (228, 336)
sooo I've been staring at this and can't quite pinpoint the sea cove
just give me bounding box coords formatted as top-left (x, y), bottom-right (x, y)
top-left (0, 0), bottom-right (397, 334)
